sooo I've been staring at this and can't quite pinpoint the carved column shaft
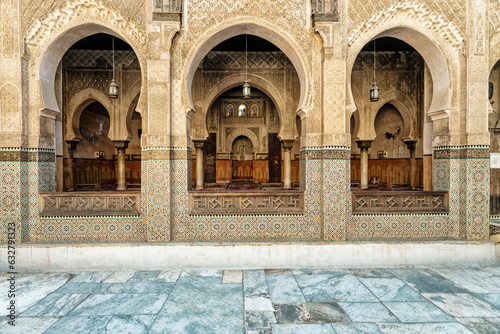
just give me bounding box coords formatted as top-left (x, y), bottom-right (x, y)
top-left (282, 140), bottom-right (294, 189)
top-left (114, 141), bottom-right (129, 191)
top-left (405, 140), bottom-right (418, 188)
top-left (356, 140), bottom-right (373, 189)
top-left (65, 140), bottom-right (80, 190)
top-left (194, 141), bottom-right (205, 190)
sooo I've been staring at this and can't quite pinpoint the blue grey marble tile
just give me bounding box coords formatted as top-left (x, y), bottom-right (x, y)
top-left (53, 283), bottom-right (110, 294)
top-left (383, 301), bottom-right (455, 322)
top-left (70, 271), bottom-right (113, 283)
top-left (267, 275), bottom-right (306, 303)
top-left (21, 293), bottom-right (63, 316)
top-left (245, 296), bottom-right (274, 311)
top-left (149, 277), bottom-right (244, 334)
top-left (456, 317), bottom-right (500, 334)
top-left (68, 293), bottom-right (168, 316)
top-left (0, 273), bottom-right (70, 313)
top-left (338, 302), bottom-right (399, 323)
top-left (336, 269), bottom-right (395, 279)
top-left (44, 315), bottom-right (112, 334)
top-left (331, 323), bottom-right (383, 334)
top-left (377, 323), bottom-right (473, 334)
top-left (274, 302), bottom-right (348, 324)
top-left (391, 269), bottom-right (468, 293)
top-left (296, 274), bottom-right (378, 302)
top-left (431, 268), bottom-right (500, 293)
top-left (128, 270), bottom-right (161, 282)
top-left (245, 310), bottom-right (277, 330)
top-left (271, 323), bottom-right (336, 334)
top-left (155, 270), bottom-right (182, 283)
top-left (180, 269), bottom-right (223, 277)
top-left (423, 293), bottom-right (500, 317)
top-left (38, 294), bottom-right (89, 316)
top-left (105, 282), bottom-right (175, 294)
top-left (473, 293), bottom-right (500, 311)
top-left (292, 269), bottom-right (346, 276)
top-left (0, 316), bottom-right (59, 334)
top-left (359, 278), bottom-right (426, 302)
top-left (104, 315), bottom-right (156, 334)
top-left (103, 271), bottom-right (136, 283)
top-left (244, 270), bottom-right (270, 297)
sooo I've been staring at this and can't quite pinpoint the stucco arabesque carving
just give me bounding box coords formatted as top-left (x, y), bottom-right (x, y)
top-left (347, 2), bottom-right (463, 50)
top-left (25, 0), bottom-right (145, 56)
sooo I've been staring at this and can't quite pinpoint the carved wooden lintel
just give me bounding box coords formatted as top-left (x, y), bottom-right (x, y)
top-left (39, 192), bottom-right (141, 216)
top-left (352, 191), bottom-right (448, 214)
top-left (189, 191), bottom-right (304, 215)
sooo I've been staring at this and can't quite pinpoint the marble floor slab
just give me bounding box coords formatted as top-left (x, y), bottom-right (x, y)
top-left (149, 277), bottom-right (244, 334)
top-left (7, 266), bottom-right (500, 334)
top-left (456, 317), bottom-right (500, 334)
top-left (424, 293), bottom-right (500, 318)
top-left (0, 316), bottom-right (59, 334)
top-left (431, 268), bottom-right (500, 293)
top-left (128, 270), bottom-right (161, 282)
top-left (474, 293), bottom-right (500, 310)
top-left (103, 270), bottom-right (136, 283)
top-left (244, 270), bottom-right (270, 297)
top-left (383, 301), bottom-right (455, 322)
top-left (0, 273), bottom-right (70, 313)
top-left (391, 268), bottom-right (468, 293)
top-left (104, 315), bottom-right (156, 334)
top-left (44, 315), bottom-right (112, 334)
top-left (105, 282), bottom-right (175, 294)
top-left (37, 293), bottom-right (89, 316)
top-left (267, 274), bottom-right (306, 303)
top-left (70, 271), bottom-right (113, 283)
top-left (338, 302), bottom-right (399, 323)
top-left (52, 283), bottom-right (110, 294)
top-left (245, 310), bottom-right (277, 330)
top-left (376, 322), bottom-right (474, 334)
top-left (359, 278), bottom-right (426, 302)
top-left (271, 323), bottom-right (336, 334)
top-left (68, 293), bottom-right (168, 316)
top-left (331, 323), bottom-right (383, 334)
top-left (155, 270), bottom-right (182, 283)
top-left (296, 274), bottom-right (378, 302)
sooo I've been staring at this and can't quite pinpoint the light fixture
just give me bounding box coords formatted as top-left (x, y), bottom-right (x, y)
top-left (109, 36), bottom-right (119, 99)
top-left (370, 39), bottom-right (379, 102)
top-left (243, 34), bottom-right (251, 99)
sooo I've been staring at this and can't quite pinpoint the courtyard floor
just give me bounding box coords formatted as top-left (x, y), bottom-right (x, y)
top-left (1, 266), bottom-right (499, 333)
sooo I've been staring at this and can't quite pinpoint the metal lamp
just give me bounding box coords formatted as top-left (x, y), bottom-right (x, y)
top-left (109, 37), bottom-right (119, 99)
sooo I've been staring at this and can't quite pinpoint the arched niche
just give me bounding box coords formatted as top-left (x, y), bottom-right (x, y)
top-left (194, 74), bottom-right (285, 141)
top-left (185, 22), bottom-right (308, 115)
top-left (38, 23), bottom-right (145, 115)
top-left (226, 128), bottom-right (260, 153)
top-left (348, 26), bottom-right (452, 119)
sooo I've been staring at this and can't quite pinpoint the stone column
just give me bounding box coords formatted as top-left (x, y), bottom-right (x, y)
top-left (193, 140), bottom-right (204, 190)
top-left (405, 140), bottom-right (418, 189)
top-left (282, 140), bottom-right (294, 189)
top-left (65, 140), bottom-right (80, 190)
top-left (113, 141), bottom-right (129, 191)
top-left (356, 140), bottom-right (373, 190)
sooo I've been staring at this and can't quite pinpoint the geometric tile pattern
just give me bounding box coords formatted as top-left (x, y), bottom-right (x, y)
top-left (0, 145), bottom-right (492, 243)
top-left (30, 216), bottom-right (145, 242)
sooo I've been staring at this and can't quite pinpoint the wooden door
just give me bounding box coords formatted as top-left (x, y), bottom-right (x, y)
top-left (268, 133), bottom-right (281, 182)
top-left (204, 133), bottom-right (216, 183)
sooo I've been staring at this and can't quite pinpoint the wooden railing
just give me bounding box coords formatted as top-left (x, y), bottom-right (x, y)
top-left (352, 191), bottom-right (448, 214)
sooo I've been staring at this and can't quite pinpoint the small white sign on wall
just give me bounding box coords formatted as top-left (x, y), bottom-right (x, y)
top-left (491, 153), bottom-right (500, 169)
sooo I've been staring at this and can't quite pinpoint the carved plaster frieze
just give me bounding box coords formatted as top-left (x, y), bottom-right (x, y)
top-left (348, 1), bottom-right (464, 50)
top-left (25, 0), bottom-right (146, 55)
